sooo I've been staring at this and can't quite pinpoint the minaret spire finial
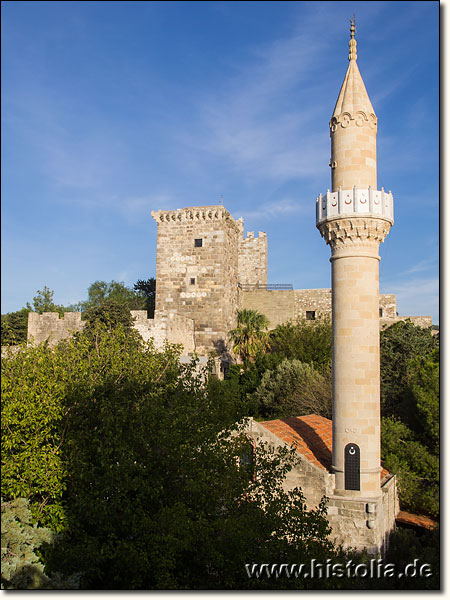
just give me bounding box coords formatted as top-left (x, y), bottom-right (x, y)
top-left (349, 15), bottom-right (357, 61)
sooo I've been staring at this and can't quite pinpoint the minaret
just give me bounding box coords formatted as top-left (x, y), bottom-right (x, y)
top-left (316, 20), bottom-right (394, 497)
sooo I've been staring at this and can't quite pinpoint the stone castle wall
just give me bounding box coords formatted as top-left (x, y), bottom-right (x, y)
top-left (130, 310), bottom-right (195, 352)
top-left (27, 312), bottom-right (85, 346)
top-left (380, 315), bottom-right (432, 329)
top-left (28, 310), bottom-right (195, 352)
top-left (239, 289), bottom-right (295, 329)
top-left (293, 289), bottom-right (332, 321)
top-left (240, 288), bottom-right (406, 329)
top-left (151, 206), bottom-right (240, 356)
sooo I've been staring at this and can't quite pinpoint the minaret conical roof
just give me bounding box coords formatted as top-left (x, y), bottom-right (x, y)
top-left (332, 20), bottom-right (376, 119)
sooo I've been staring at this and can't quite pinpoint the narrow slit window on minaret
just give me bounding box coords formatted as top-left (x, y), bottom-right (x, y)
top-left (190, 278), bottom-right (196, 285)
top-left (379, 308), bottom-right (383, 317)
top-left (194, 238), bottom-right (203, 247)
top-left (306, 311), bottom-right (316, 321)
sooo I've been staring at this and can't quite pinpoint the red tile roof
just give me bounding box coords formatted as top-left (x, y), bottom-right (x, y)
top-left (396, 511), bottom-right (437, 530)
top-left (259, 414), bottom-right (390, 483)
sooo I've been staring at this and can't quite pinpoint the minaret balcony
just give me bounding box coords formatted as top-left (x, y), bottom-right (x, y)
top-left (316, 186), bottom-right (393, 226)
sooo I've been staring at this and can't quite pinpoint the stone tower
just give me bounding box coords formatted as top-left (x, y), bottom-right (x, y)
top-left (151, 205), bottom-right (241, 356)
top-left (316, 21), bottom-right (394, 497)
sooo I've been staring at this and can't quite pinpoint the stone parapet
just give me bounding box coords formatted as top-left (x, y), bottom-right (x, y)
top-left (380, 315), bottom-right (432, 329)
top-left (151, 205), bottom-right (240, 232)
top-left (27, 311), bottom-right (85, 346)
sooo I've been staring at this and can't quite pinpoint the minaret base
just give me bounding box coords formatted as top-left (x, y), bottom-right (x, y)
top-left (326, 479), bottom-right (399, 555)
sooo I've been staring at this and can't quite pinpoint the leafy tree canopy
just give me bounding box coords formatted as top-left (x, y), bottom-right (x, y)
top-left (381, 417), bottom-right (439, 518)
top-left (268, 318), bottom-right (332, 374)
top-left (409, 347), bottom-right (439, 453)
top-left (1, 498), bottom-right (79, 590)
top-left (134, 277), bottom-right (156, 318)
top-left (2, 325), bottom-right (340, 589)
top-left (26, 286), bottom-right (64, 316)
top-left (252, 359), bottom-right (332, 420)
top-left (79, 280), bottom-right (146, 312)
top-left (1, 308), bottom-right (29, 346)
top-left (81, 300), bottom-right (136, 334)
top-left (380, 321), bottom-right (438, 424)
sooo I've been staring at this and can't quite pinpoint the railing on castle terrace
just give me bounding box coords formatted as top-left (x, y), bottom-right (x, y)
top-left (238, 283), bottom-right (293, 291)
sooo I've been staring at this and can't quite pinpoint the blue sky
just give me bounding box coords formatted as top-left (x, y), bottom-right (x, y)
top-left (1, 1), bottom-right (439, 323)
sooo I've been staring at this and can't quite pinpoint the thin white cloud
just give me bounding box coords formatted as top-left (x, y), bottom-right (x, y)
top-left (177, 11), bottom-right (334, 185)
top-left (235, 197), bottom-right (310, 221)
top-left (117, 194), bottom-right (177, 223)
top-left (382, 276), bottom-right (439, 324)
top-left (404, 257), bottom-right (439, 276)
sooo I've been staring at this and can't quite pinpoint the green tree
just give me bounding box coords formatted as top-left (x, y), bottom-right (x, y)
top-left (381, 417), bottom-right (439, 518)
top-left (380, 321), bottom-right (438, 424)
top-left (1, 308), bottom-right (29, 345)
top-left (2, 325), bottom-right (340, 590)
top-left (82, 300), bottom-right (136, 335)
top-left (229, 309), bottom-right (269, 365)
top-left (268, 318), bottom-right (332, 374)
top-left (409, 348), bottom-right (439, 453)
top-left (80, 280), bottom-right (146, 312)
top-left (253, 359), bottom-right (332, 419)
top-left (26, 286), bottom-right (63, 316)
top-left (1, 498), bottom-right (79, 589)
top-left (134, 277), bottom-right (156, 318)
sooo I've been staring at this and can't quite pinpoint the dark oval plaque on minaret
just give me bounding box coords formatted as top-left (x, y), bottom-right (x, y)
top-left (344, 443), bottom-right (360, 490)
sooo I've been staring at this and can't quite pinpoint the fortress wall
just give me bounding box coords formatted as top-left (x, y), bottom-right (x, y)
top-left (27, 311), bottom-right (85, 346)
top-left (239, 290), bottom-right (295, 329)
top-left (28, 310), bottom-right (195, 353)
top-left (379, 294), bottom-right (396, 319)
top-left (380, 315), bottom-right (432, 329)
top-left (238, 231), bottom-right (268, 286)
top-left (153, 310), bottom-right (195, 352)
top-left (240, 288), bottom-right (406, 329)
top-left (293, 289), bottom-right (332, 320)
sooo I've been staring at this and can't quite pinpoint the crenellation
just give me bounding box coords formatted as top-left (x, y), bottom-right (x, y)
top-left (27, 311), bottom-right (84, 346)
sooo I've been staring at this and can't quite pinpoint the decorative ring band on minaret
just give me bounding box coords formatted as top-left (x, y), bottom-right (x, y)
top-left (316, 186), bottom-right (394, 225)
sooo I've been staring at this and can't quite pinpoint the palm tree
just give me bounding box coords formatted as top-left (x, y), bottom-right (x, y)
top-left (229, 309), bottom-right (270, 364)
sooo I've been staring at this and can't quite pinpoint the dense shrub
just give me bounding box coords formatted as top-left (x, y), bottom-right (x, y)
top-left (252, 359), bottom-right (332, 419)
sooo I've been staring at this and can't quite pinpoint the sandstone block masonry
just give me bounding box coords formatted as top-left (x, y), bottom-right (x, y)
top-left (27, 310), bottom-right (195, 353)
top-left (236, 218), bottom-right (267, 287)
top-left (151, 206), bottom-right (268, 356)
top-left (151, 206), bottom-right (240, 356)
top-left (27, 312), bottom-right (84, 346)
top-left (238, 288), bottom-right (425, 329)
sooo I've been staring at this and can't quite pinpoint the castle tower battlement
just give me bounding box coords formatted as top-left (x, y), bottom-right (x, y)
top-left (238, 230), bottom-right (268, 287)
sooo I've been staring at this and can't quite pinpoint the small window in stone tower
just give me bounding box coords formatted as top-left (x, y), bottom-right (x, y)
top-left (190, 278), bottom-right (196, 285)
top-left (379, 308), bottom-right (383, 317)
top-left (194, 238), bottom-right (203, 247)
top-left (306, 311), bottom-right (316, 321)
